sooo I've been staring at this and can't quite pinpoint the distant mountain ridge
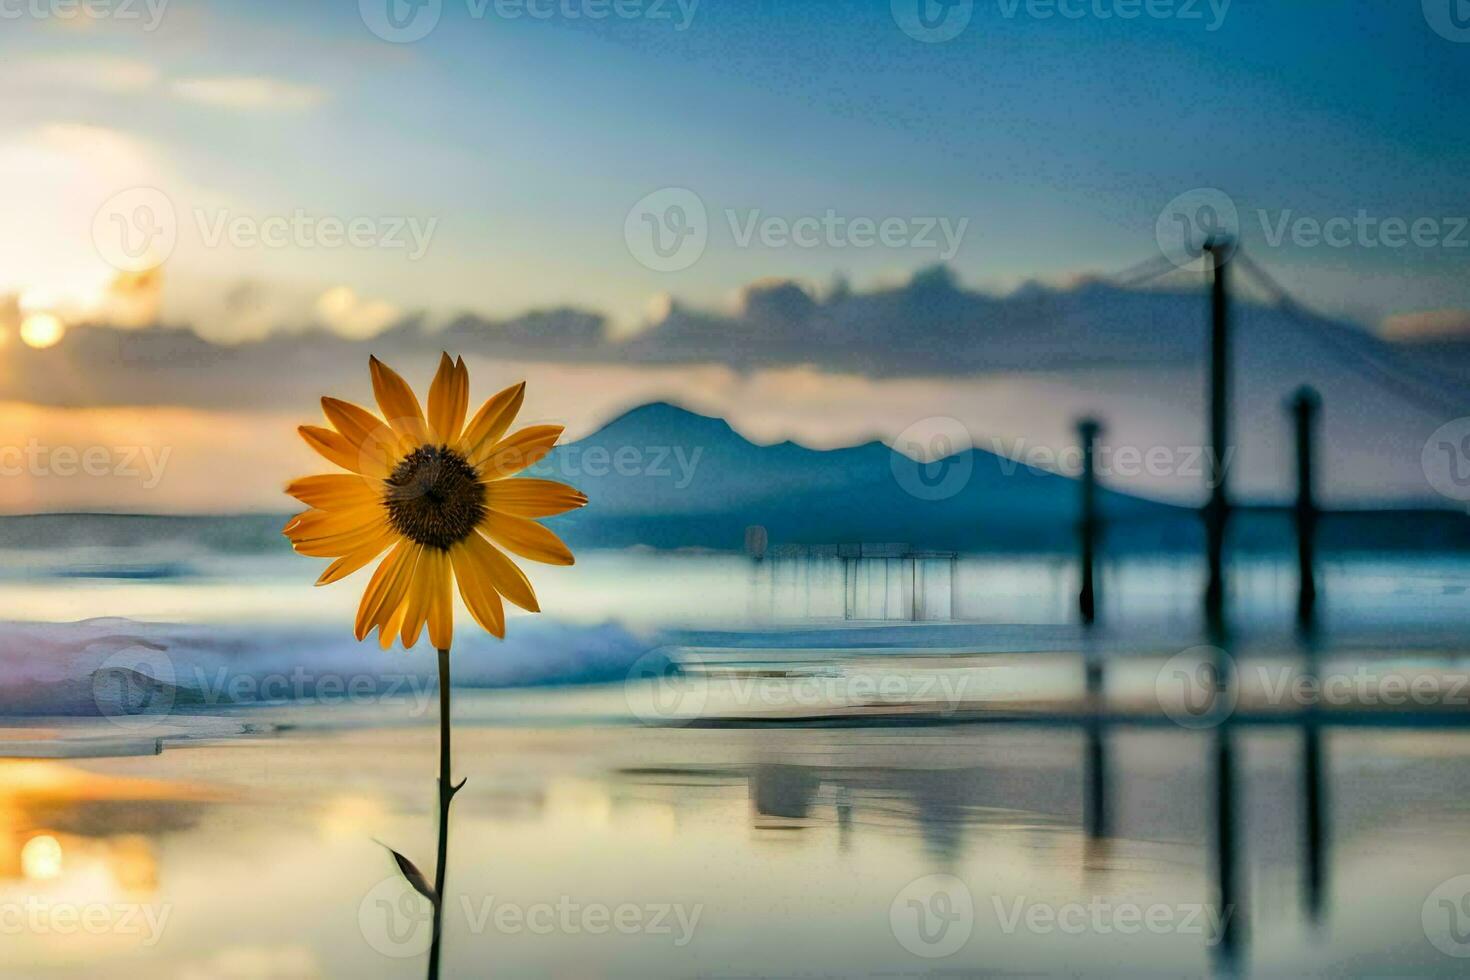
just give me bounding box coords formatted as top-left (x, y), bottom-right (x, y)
top-left (530, 402), bottom-right (1470, 553)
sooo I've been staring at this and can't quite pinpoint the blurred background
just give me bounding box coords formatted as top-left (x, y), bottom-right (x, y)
top-left (1, 1), bottom-right (1469, 977)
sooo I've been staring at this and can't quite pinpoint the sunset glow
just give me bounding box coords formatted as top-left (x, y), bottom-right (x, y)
top-left (18, 312), bottom-right (64, 349)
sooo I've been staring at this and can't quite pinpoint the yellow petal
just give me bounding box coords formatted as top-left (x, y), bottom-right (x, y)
top-left (369, 355), bottom-right (429, 444)
top-left (457, 381), bottom-right (525, 462)
top-left (380, 600), bottom-right (410, 650)
top-left (354, 543), bottom-right (406, 640)
top-left (355, 540), bottom-right (421, 641)
top-left (473, 424), bottom-right (563, 478)
top-left (299, 425), bottom-right (358, 472)
top-left (322, 397), bottom-right (404, 460)
top-left (450, 538), bottom-right (506, 637)
top-left (471, 533), bottom-right (540, 612)
top-left (400, 548), bottom-right (447, 648)
top-left (427, 353), bottom-right (469, 445)
top-left (480, 512), bottom-right (574, 566)
top-left (483, 478), bottom-right (587, 518)
top-left (284, 509), bottom-right (389, 557)
top-left (316, 526), bottom-right (397, 585)
top-left (428, 563), bottom-right (453, 650)
top-left (299, 425), bottom-right (391, 479)
top-left (283, 506), bottom-right (381, 540)
top-left (286, 473), bottom-right (384, 511)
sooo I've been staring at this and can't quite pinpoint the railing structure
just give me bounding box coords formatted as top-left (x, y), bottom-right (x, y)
top-left (748, 542), bottom-right (959, 622)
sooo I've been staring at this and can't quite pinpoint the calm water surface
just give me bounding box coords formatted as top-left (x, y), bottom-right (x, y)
top-left (5, 708), bottom-right (1470, 978)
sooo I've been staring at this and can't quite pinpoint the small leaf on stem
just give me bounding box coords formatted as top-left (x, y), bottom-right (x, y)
top-left (376, 840), bottom-right (437, 905)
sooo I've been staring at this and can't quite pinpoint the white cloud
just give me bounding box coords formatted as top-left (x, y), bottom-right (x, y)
top-left (314, 286), bottom-right (400, 338)
top-left (3, 54), bottom-right (160, 93)
top-left (170, 76), bottom-right (327, 111)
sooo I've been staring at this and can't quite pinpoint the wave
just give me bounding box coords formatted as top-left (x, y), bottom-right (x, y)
top-left (0, 617), bottom-right (654, 720)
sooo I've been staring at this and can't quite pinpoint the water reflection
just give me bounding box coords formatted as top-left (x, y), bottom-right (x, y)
top-left (0, 760), bottom-right (211, 891)
top-left (4, 702), bottom-right (1470, 976)
top-left (651, 685), bottom-right (1393, 976)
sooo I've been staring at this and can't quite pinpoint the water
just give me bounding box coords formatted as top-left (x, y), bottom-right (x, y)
top-left (4, 718), bottom-right (1470, 977)
top-left (2, 516), bottom-right (1469, 976)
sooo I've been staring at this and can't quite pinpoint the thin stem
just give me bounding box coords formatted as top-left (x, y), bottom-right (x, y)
top-left (427, 646), bottom-right (458, 980)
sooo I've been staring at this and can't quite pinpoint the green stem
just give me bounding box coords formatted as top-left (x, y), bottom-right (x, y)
top-left (427, 646), bottom-right (459, 980)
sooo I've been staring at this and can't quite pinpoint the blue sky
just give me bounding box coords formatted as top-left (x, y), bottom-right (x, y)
top-left (2, 0), bottom-right (1468, 338)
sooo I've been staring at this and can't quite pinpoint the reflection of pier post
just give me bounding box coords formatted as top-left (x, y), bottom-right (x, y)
top-left (1077, 418), bottom-right (1103, 626)
top-left (749, 764), bottom-right (819, 821)
top-left (1212, 723), bottom-right (1245, 970)
top-left (1082, 633), bottom-right (1107, 842)
top-left (1084, 715), bottom-right (1108, 842)
top-left (1301, 712), bottom-right (1329, 923)
top-left (835, 784), bottom-right (853, 852)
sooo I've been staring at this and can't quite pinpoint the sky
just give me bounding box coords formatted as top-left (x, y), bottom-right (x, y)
top-left (0, 0), bottom-right (1467, 511)
top-left (2, 0), bottom-right (1469, 335)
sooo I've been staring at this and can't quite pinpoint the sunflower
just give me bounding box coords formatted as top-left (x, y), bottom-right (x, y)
top-left (283, 354), bottom-right (586, 649)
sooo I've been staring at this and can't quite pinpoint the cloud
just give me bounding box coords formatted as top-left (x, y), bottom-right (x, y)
top-left (1, 56), bottom-right (321, 111)
top-left (1382, 309), bottom-right (1470, 342)
top-left (0, 265), bottom-right (1454, 508)
top-left (313, 286), bottom-right (399, 339)
top-left (3, 54), bottom-right (159, 93)
top-left (13, 264), bottom-right (1467, 409)
top-left (170, 76), bottom-right (327, 111)
top-left (97, 266), bottom-right (164, 328)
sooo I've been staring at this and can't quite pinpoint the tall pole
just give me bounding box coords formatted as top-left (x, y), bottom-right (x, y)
top-left (1204, 239), bottom-right (1232, 636)
top-left (1291, 386), bottom-right (1328, 920)
top-left (1077, 418), bottom-right (1102, 626)
top-left (1291, 387), bottom-right (1321, 633)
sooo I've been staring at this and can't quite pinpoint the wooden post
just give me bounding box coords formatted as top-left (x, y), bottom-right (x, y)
top-left (1204, 239), bottom-right (1232, 635)
top-left (1291, 387), bottom-right (1321, 632)
top-left (1078, 418), bottom-right (1102, 625)
top-left (1212, 725), bottom-right (1245, 969)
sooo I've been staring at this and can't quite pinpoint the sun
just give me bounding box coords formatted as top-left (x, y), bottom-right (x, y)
top-left (19, 313), bottom-right (65, 349)
top-left (20, 834), bottom-right (63, 880)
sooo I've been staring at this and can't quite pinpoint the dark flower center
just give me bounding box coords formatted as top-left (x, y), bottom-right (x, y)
top-left (384, 445), bottom-right (485, 550)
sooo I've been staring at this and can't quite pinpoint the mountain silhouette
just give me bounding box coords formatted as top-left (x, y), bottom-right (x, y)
top-left (533, 402), bottom-right (1186, 552)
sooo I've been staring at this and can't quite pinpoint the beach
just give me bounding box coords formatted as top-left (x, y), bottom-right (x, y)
top-left (2, 691), bottom-right (1470, 978)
